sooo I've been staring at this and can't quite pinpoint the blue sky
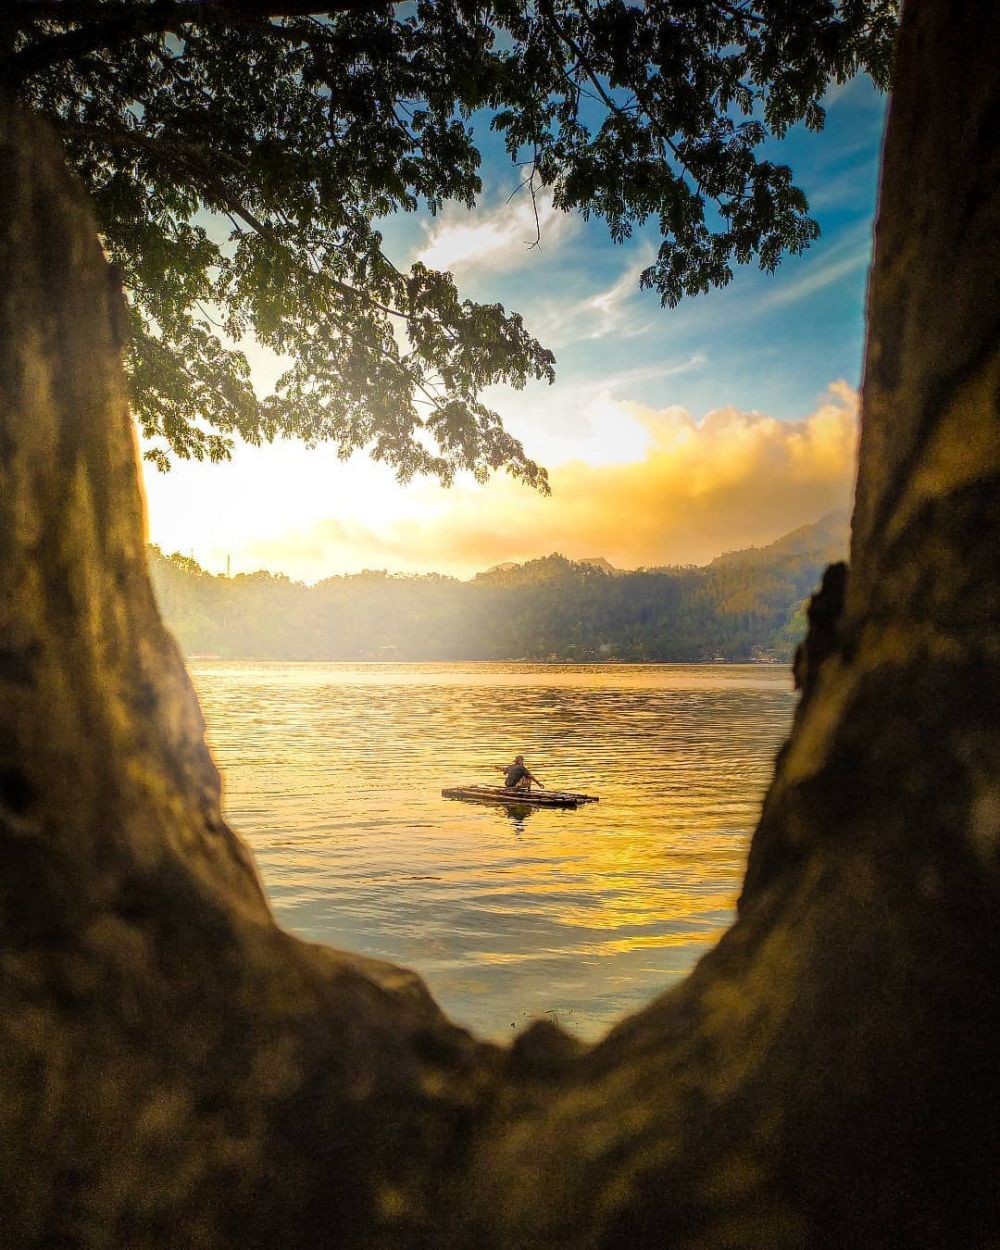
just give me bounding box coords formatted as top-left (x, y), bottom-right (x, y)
top-left (399, 73), bottom-right (885, 421)
top-left (142, 74), bottom-right (887, 579)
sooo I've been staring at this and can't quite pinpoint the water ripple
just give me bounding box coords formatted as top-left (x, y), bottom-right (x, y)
top-left (192, 660), bottom-right (796, 1039)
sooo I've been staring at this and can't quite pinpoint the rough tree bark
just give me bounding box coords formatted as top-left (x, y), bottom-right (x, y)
top-left (1, 0), bottom-right (997, 1246)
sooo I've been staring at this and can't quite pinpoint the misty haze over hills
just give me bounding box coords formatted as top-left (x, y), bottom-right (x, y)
top-left (150, 513), bottom-right (848, 663)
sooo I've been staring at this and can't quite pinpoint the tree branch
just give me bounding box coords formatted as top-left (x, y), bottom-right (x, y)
top-left (713, 0), bottom-right (765, 28)
top-left (4, 0), bottom-right (393, 83)
top-left (53, 117), bottom-right (414, 319)
top-left (9, 0), bottom-right (389, 21)
top-left (537, 2), bottom-right (697, 193)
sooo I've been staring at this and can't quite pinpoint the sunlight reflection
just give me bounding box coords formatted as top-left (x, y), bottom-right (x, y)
top-left (194, 661), bottom-right (794, 1039)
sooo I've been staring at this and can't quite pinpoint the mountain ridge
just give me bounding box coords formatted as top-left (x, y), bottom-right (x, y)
top-left (150, 513), bottom-right (849, 663)
top-left (473, 512), bottom-right (849, 586)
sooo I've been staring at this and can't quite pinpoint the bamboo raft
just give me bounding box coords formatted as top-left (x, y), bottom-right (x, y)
top-left (441, 785), bottom-right (599, 808)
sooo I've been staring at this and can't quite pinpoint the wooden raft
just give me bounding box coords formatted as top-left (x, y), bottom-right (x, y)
top-left (441, 785), bottom-right (599, 808)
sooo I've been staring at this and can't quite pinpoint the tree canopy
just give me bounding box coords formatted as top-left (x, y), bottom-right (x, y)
top-left (1, 0), bottom-right (896, 484)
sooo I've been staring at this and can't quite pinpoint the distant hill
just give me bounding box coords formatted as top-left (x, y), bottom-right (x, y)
top-left (474, 553), bottom-right (614, 587)
top-left (710, 511), bottom-right (849, 568)
top-left (149, 514), bottom-right (849, 663)
top-left (483, 554), bottom-right (621, 578)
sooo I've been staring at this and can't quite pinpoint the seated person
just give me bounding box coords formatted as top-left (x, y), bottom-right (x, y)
top-left (503, 755), bottom-right (539, 791)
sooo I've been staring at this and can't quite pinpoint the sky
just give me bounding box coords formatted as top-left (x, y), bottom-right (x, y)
top-left (141, 75), bottom-right (887, 581)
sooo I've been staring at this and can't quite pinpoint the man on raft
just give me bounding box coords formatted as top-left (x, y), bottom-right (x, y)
top-left (501, 755), bottom-right (542, 791)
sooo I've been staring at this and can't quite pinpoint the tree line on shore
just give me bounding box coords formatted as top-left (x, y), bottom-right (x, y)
top-left (149, 513), bottom-right (847, 663)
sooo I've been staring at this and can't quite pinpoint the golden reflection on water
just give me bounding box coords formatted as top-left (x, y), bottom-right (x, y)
top-left (191, 661), bottom-right (796, 1040)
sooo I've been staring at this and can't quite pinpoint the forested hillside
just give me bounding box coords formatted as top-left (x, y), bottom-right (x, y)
top-left (149, 513), bottom-right (848, 662)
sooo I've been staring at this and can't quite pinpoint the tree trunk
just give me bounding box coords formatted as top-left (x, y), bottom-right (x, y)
top-left (0, 110), bottom-right (499, 1250)
top-left (1, 0), bottom-right (997, 1246)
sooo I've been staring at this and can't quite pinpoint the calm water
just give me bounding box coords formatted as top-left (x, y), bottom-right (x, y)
top-left (191, 661), bottom-right (796, 1041)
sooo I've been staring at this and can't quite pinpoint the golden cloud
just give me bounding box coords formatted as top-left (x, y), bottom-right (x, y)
top-left (246, 383), bottom-right (859, 579)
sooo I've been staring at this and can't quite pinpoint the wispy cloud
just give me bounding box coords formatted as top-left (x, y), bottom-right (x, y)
top-left (572, 353), bottom-right (709, 393)
top-left (757, 230), bottom-right (873, 311)
top-left (416, 188), bottom-right (579, 274)
top-left (581, 247), bottom-right (658, 339)
top-left (822, 74), bottom-right (886, 114)
top-left (806, 165), bottom-right (876, 212)
top-left (514, 247), bottom-right (661, 349)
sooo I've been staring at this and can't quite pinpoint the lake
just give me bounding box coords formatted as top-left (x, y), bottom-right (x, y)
top-left (191, 661), bottom-right (797, 1041)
